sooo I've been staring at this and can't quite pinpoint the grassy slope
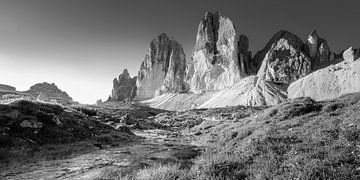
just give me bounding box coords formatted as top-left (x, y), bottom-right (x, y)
top-left (129, 93), bottom-right (360, 180)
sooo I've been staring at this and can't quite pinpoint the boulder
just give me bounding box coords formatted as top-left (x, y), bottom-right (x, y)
top-left (135, 33), bottom-right (187, 100)
top-left (186, 12), bottom-right (242, 93)
top-left (111, 69), bottom-right (137, 101)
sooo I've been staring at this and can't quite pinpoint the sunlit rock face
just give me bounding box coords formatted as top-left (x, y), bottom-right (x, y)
top-left (26, 82), bottom-right (73, 103)
top-left (288, 57), bottom-right (360, 101)
top-left (135, 33), bottom-right (187, 100)
top-left (186, 12), bottom-right (242, 93)
top-left (111, 69), bottom-right (137, 101)
top-left (306, 30), bottom-right (335, 70)
top-left (255, 30), bottom-right (311, 84)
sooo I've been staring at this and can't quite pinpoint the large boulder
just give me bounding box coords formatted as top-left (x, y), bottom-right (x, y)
top-left (111, 69), bottom-right (137, 101)
top-left (186, 12), bottom-right (242, 93)
top-left (288, 57), bottom-right (360, 101)
top-left (25, 82), bottom-right (73, 103)
top-left (135, 33), bottom-right (187, 100)
top-left (305, 30), bottom-right (335, 70)
top-left (255, 30), bottom-right (311, 84)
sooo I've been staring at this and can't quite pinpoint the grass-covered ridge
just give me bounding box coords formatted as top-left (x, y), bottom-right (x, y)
top-left (127, 93), bottom-right (360, 180)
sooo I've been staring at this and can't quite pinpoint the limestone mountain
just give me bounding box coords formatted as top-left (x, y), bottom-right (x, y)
top-left (111, 69), bottom-right (137, 101)
top-left (135, 33), bottom-right (187, 100)
top-left (255, 30), bottom-right (311, 84)
top-left (25, 82), bottom-right (73, 103)
top-left (186, 12), bottom-right (242, 93)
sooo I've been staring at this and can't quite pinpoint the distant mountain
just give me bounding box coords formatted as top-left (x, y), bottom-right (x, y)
top-left (0, 82), bottom-right (73, 105)
top-left (0, 84), bottom-right (16, 91)
top-left (25, 82), bottom-right (73, 103)
top-left (110, 11), bottom-right (360, 110)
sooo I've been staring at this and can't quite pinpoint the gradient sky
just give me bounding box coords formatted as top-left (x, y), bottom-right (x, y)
top-left (0, 0), bottom-right (359, 104)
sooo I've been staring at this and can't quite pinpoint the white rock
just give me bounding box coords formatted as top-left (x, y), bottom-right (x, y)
top-left (288, 58), bottom-right (360, 101)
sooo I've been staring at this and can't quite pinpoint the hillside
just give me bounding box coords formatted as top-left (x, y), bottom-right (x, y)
top-left (129, 93), bottom-right (360, 179)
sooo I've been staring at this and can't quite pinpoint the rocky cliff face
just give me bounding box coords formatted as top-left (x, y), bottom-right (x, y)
top-left (135, 33), bottom-right (187, 100)
top-left (0, 84), bottom-right (16, 91)
top-left (305, 30), bottom-right (335, 70)
top-left (256, 30), bottom-right (311, 84)
top-left (238, 34), bottom-right (253, 76)
top-left (111, 69), bottom-right (137, 101)
top-left (25, 82), bottom-right (73, 103)
top-left (186, 12), bottom-right (242, 93)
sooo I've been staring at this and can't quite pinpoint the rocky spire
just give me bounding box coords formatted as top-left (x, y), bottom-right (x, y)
top-left (111, 69), bottom-right (137, 101)
top-left (306, 30), bottom-right (334, 70)
top-left (238, 34), bottom-right (252, 76)
top-left (186, 11), bottom-right (241, 93)
top-left (135, 33), bottom-right (187, 100)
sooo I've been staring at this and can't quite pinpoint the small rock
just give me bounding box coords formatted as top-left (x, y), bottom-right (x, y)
top-left (20, 120), bottom-right (43, 128)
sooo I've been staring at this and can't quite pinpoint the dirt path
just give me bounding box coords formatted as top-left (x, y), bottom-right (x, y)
top-left (1, 129), bottom-right (201, 180)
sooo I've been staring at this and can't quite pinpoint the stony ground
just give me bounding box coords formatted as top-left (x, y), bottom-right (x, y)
top-left (1, 94), bottom-right (360, 179)
top-left (0, 129), bottom-right (201, 180)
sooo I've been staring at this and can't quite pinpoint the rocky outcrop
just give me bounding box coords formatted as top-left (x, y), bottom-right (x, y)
top-left (288, 57), bottom-right (360, 101)
top-left (306, 30), bottom-right (334, 70)
top-left (25, 82), bottom-right (73, 103)
top-left (256, 30), bottom-right (311, 84)
top-left (135, 33), bottom-right (187, 100)
top-left (342, 47), bottom-right (360, 62)
top-left (111, 69), bottom-right (137, 101)
top-left (186, 12), bottom-right (242, 93)
top-left (238, 34), bottom-right (253, 76)
top-left (0, 84), bottom-right (16, 91)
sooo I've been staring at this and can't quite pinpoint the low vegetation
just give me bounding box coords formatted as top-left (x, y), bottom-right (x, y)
top-left (125, 93), bottom-right (360, 180)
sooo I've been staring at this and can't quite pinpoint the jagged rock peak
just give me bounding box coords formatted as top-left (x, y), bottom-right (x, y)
top-left (238, 34), bottom-right (252, 76)
top-left (26, 82), bottom-right (73, 103)
top-left (256, 30), bottom-right (311, 84)
top-left (253, 30), bottom-right (305, 72)
top-left (135, 33), bottom-right (187, 100)
top-left (186, 11), bottom-right (241, 93)
top-left (306, 30), bottom-right (334, 70)
top-left (111, 69), bottom-right (137, 101)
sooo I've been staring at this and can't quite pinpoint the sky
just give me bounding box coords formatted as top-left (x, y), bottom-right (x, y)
top-left (0, 0), bottom-right (359, 104)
